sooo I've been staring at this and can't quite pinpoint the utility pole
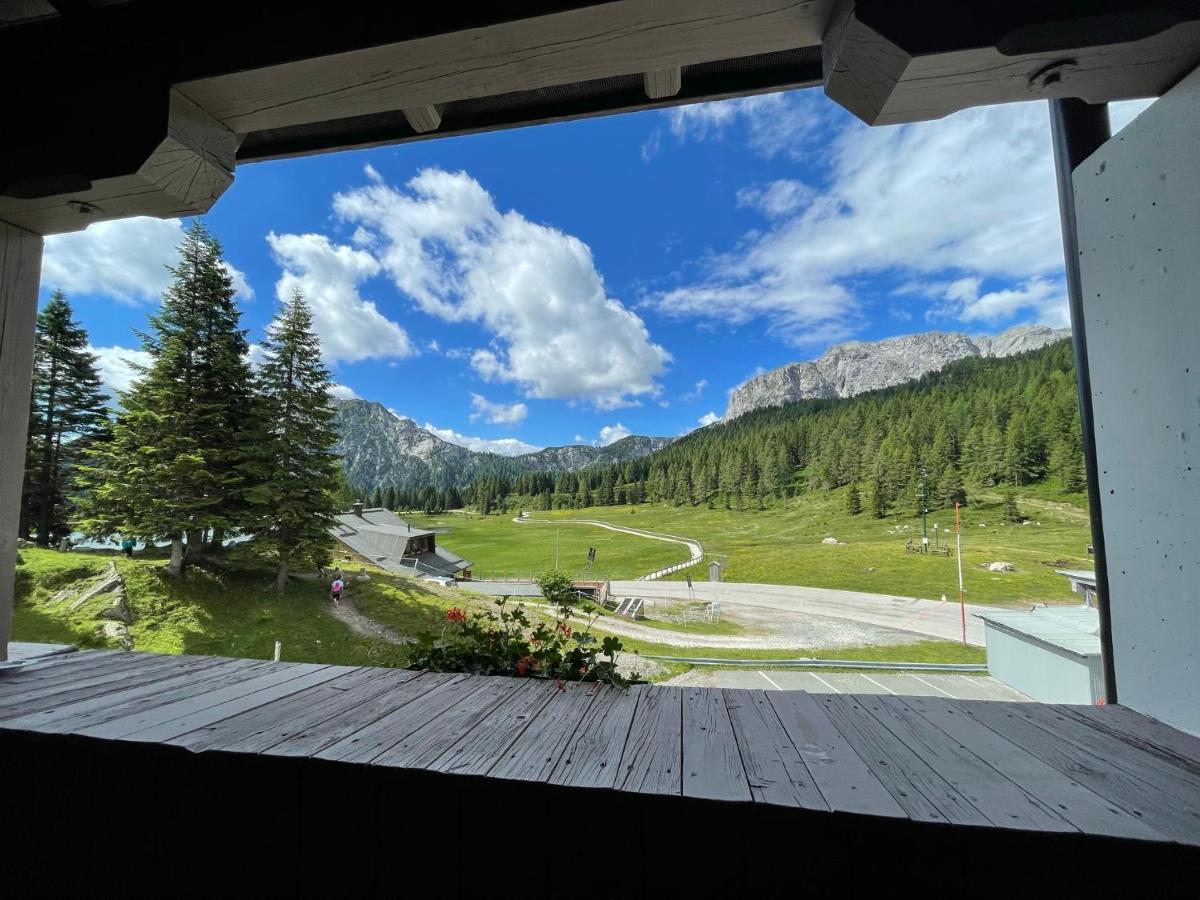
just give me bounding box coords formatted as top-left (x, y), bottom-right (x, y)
top-left (920, 465), bottom-right (929, 554)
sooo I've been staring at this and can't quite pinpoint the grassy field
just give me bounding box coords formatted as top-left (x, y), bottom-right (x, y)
top-left (510, 485), bottom-right (1093, 606)
top-left (406, 510), bottom-right (685, 581)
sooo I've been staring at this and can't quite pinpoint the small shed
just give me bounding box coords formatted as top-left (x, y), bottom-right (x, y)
top-left (976, 607), bottom-right (1104, 704)
top-left (708, 561), bottom-right (723, 583)
top-left (1056, 569), bottom-right (1099, 607)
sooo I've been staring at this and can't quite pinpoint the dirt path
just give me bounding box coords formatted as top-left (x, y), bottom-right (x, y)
top-left (514, 516), bottom-right (704, 580)
top-left (327, 594), bottom-right (409, 644)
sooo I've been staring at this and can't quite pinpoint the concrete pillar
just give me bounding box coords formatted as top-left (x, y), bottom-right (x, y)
top-left (0, 221), bottom-right (43, 661)
top-left (1074, 66), bottom-right (1200, 734)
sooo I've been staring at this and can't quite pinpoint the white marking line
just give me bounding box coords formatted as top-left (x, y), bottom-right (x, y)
top-left (861, 674), bottom-right (896, 695)
top-left (758, 671), bottom-right (783, 691)
top-left (809, 672), bottom-right (841, 694)
top-left (910, 674), bottom-right (956, 698)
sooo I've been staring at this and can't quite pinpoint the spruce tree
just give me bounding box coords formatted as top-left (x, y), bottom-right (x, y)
top-left (1003, 490), bottom-right (1023, 524)
top-left (248, 291), bottom-right (341, 591)
top-left (75, 221), bottom-right (254, 575)
top-left (869, 473), bottom-right (889, 519)
top-left (940, 464), bottom-right (968, 508)
top-left (21, 291), bottom-right (107, 546)
top-left (846, 482), bottom-right (863, 516)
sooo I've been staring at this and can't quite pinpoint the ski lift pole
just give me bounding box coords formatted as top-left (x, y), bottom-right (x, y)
top-left (956, 502), bottom-right (965, 646)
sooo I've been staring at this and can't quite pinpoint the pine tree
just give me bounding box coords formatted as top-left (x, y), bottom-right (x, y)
top-left (1003, 490), bottom-right (1023, 524)
top-left (247, 291), bottom-right (342, 591)
top-left (21, 292), bottom-right (107, 546)
top-left (75, 221), bottom-right (254, 575)
top-left (940, 463), bottom-right (968, 508)
top-left (846, 482), bottom-right (863, 516)
top-left (869, 473), bottom-right (889, 519)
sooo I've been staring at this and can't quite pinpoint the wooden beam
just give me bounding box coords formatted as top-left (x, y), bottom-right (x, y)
top-left (0, 220), bottom-right (43, 661)
top-left (643, 67), bottom-right (682, 100)
top-left (823, 1), bottom-right (1200, 126)
top-left (402, 105), bottom-right (442, 134)
top-left (0, 89), bottom-right (235, 236)
top-left (178, 1), bottom-right (831, 134)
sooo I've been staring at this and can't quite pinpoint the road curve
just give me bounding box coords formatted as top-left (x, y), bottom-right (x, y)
top-left (513, 516), bottom-right (703, 580)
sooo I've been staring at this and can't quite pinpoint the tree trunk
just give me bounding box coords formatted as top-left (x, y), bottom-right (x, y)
top-left (165, 537), bottom-right (185, 577)
top-left (185, 528), bottom-right (205, 563)
top-left (274, 561), bottom-right (289, 594)
top-left (208, 526), bottom-right (225, 552)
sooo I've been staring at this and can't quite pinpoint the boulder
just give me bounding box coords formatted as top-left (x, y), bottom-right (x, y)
top-left (821, 537), bottom-right (839, 545)
top-left (96, 590), bottom-right (133, 624)
top-left (99, 621), bottom-right (133, 651)
top-left (987, 561), bottom-right (1014, 572)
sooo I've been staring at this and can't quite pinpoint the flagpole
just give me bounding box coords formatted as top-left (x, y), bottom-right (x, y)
top-left (956, 502), bottom-right (966, 646)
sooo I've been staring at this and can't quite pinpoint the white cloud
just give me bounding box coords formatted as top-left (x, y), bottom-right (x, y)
top-left (599, 423), bottom-right (631, 446)
top-left (364, 163), bottom-right (383, 183)
top-left (267, 231), bottom-right (415, 365)
top-left (682, 378), bottom-right (708, 402)
top-left (667, 92), bottom-right (831, 159)
top-left (44, 217), bottom-right (253, 305)
top-left (736, 180), bottom-right (814, 218)
top-left (641, 129), bottom-right (662, 163)
top-left (469, 392), bottom-right (528, 426)
top-left (329, 383), bottom-right (360, 400)
top-left (698, 411), bottom-right (721, 427)
top-left (89, 344), bottom-right (153, 398)
top-left (651, 96), bottom-right (1158, 344)
top-left (330, 168), bottom-right (670, 410)
top-left (422, 423), bottom-right (540, 456)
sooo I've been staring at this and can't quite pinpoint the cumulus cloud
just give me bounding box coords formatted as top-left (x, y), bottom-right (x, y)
top-left (89, 344), bottom-right (154, 398)
top-left (599, 423), bottom-right (631, 446)
top-left (422, 423), bottom-right (540, 457)
top-left (650, 96), bottom-right (1156, 344)
top-left (697, 411), bottom-right (721, 427)
top-left (667, 92), bottom-right (831, 159)
top-left (469, 393), bottom-right (528, 426)
top-left (43, 217), bottom-right (252, 305)
top-left (267, 231), bottom-right (415, 365)
top-left (328, 383), bottom-right (360, 400)
top-left (330, 168), bottom-right (670, 409)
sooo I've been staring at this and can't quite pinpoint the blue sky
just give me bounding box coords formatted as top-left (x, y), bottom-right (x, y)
top-left (39, 89), bottom-right (1151, 455)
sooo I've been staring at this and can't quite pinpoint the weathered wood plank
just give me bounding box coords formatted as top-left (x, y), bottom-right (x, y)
top-left (265, 670), bottom-right (448, 758)
top-left (643, 66), bottom-right (682, 99)
top-left (619, 685), bottom-right (682, 796)
top-left (313, 673), bottom-right (479, 764)
top-left (819, 694), bottom-right (990, 826)
top-left (486, 680), bottom-right (599, 782)
top-left (429, 679), bottom-right (557, 776)
top-left (0, 651), bottom-right (154, 699)
top-left (112, 665), bottom-right (352, 743)
top-left (373, 677), bottom-right (525, 769)
top-left (867, 695), bottom-right (1076, 833)
top-left (898, 695), bottom-right (1168, 842)
top-left (0, 221), bottom-right (42, 659)
top-left (402, 105), bottom-right (441, 134)
top-left (0, 656), bottom-right (259, 732)
top-left (682, 687), bottom-right (748, 802)
top-left (766, 690), bottom-right (905, 819)
top-left (170, 667), bottom-right (404, 754)
top-left (1067, 705), bottom-right (1200, 776)
top-left (723, 689), bottom-right (828, 810)
top-left (0, 654), bottom-right (208, 717)
top-left (550, 684), bottom-right (638, 789)
top-left (966, 701), bottom-right (1200, 845)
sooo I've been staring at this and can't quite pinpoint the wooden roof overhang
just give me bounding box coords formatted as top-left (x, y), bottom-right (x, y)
top-left (2, 1), bottom-right (1199, 235)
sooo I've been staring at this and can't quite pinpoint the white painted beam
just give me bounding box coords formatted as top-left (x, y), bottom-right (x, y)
top-left (643, 67), bottom-right (682, 100)
top-left (402, 105), bottom-right (442, 134)
top-left (178, 1), bottom-right (830, 134)
top-left (0, 220), bottom-right (43, 660)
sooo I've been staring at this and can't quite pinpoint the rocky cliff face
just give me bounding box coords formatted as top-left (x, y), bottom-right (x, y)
top-left (332, 399), bottom-right (672, 489)
top-left (724, 325), bottom-right (1070, 419)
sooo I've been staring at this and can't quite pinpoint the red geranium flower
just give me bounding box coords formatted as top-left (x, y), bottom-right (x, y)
top-left (516, 655), bottom-right (536, 676)
top-left (445, 607), bottom-right (467, 623)
top-left (555, 679), bottom-right (567, 692)
top-left (557, 622), bottom-right (572, 638)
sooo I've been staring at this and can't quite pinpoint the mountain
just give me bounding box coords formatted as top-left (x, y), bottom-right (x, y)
top-left (332, 398), bottom-right (671, 490)
top-left (724, 325), bottom-right (1071, 419)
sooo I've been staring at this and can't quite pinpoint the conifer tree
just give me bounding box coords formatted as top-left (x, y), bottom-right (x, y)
top-left (869, 473), bottom-right (889, 519)
top-left (846, 482), bottom-right (863, 516)
top-left (21, 291), bottom-right (107, 546)
top-left (1003, 490), bottom-right (1023, 524)
top-left (940, 464), bottom-right (968, 508)
top-left (248, 291), bottom-right (341, 591)
top-left (75, 222), bottom-right (254, 575)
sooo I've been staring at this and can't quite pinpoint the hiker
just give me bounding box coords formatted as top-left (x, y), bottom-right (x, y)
top-left (331, 578), bottom-right (344, 606)
top-left (332, 565), bottom-right (343, 582)
top-left (121, 537), bottom-right (136, 558)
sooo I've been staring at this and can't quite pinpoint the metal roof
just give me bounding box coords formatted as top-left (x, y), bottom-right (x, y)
top-left (330, 508), bottom-right (470, 575)
top-left (976, 607), bottom-right (1102, 658)
top-left (1055, 569), bottom-right (1098, 584)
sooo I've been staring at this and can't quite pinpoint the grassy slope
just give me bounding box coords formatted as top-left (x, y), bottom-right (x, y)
top-left (407, 510), bottom-right (685, 581)
top-left (12, 546), bottom-right (469, 667)
top-left (512, 485), bottom-right (1092, 606)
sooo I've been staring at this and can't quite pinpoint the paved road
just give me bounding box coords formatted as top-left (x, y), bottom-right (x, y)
top-left (667, 669), bottom-right (1028, 701)
top-left (610, 580), bottom-right (1006, 647)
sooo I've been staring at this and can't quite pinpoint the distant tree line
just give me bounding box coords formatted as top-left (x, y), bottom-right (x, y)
top-left (456, 341), bottom-right (1086, 516)
top-left (362, 484), bottom-right (465, 516)
top-left (24, 222), bottom-right (343, 590)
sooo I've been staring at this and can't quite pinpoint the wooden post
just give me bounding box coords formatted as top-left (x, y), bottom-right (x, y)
top-left (0, 221), bottom-right (44, 661)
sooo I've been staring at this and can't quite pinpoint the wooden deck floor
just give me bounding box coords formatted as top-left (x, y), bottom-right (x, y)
top-left (2, 649), bottom-right (1198, 890)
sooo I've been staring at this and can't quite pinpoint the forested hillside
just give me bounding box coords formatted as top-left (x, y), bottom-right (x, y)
top-left (464, 340), bottom-right (1085, 514)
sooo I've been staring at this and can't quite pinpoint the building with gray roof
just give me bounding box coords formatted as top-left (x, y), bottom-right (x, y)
top-left (330, 503), bottom-right (471, 579)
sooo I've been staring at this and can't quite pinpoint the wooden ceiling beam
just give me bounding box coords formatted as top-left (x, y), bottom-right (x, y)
top-left (823, 1), bottom-right (1200, 126)
top-left (643, 67), bottom-right (682, 100)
